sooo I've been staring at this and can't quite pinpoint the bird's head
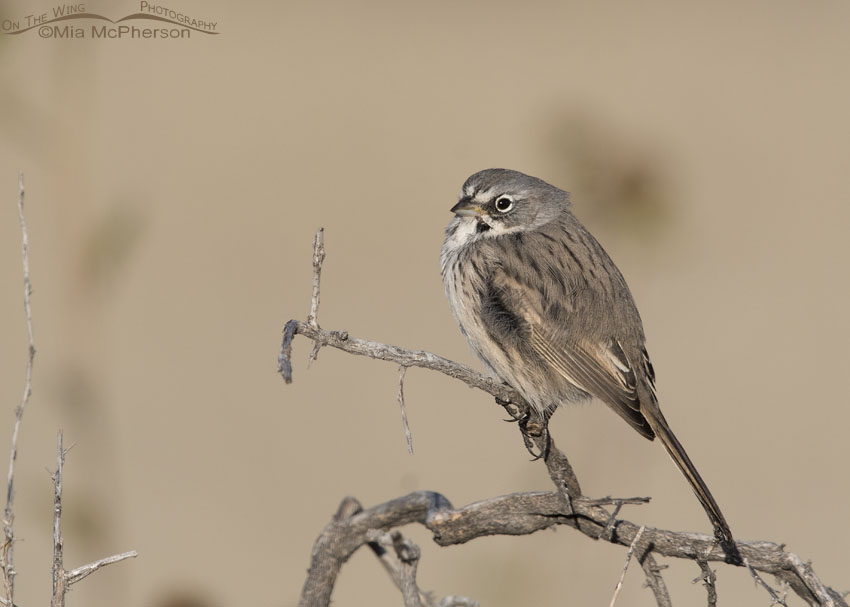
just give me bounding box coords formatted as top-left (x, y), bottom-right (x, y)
top-left (450, 168), bottom-right (569, 237)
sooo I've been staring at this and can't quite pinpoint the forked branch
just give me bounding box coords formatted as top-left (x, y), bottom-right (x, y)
top-left (51, 431), bottom-right (138, 607)
top-left (2, 175), bottom-right (138, 606)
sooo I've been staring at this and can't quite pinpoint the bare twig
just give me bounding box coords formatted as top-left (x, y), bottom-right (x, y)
top-left (397, 366), bottom-right (413, 454)
top-left (609, 525), bottom-right (645, 607)
top-left (51, 431), bottom-right (137, 607)
top-left (367, 530), bottom-right (428, 607)
top-left (3, 172), bottom-right (33, 607)
top-left (599, 501), bottom-right (626, 542)
top-left (391, 531), bottom-right (422, 607)
top-left (746, 557), bottom-right (789, 606)
top-left (306, 228), bottom-right (325, 366)
top-left (307, 227), bottom-right (325, 329)
top-left (65, 551), bottom-right (138, 585)
top-left (51, 431), bottom-right (66, 607)
top-left (579, 496), bottom-right (651, 507)
top-left (299, 491), bottom-right (453, 607)
top-left (279, 320), bottom-right (521, 406)
top-left (639, 552), bottom-right (672, 607)
top-left (308, 337), bottom-right (322, 367)
top-left (695, 560), bottom-right (718, 607)
top-left (3, 175), bottom-right (137, 606)
top-left (366, 527), bottom-right (479, 607)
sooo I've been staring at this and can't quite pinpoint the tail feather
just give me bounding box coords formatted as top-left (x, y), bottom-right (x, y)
top-left (641, 400), bottom-right (740, 563)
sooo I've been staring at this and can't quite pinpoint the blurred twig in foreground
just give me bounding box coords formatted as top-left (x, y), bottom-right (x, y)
top-left (1, 174), bottom-right (138, 607)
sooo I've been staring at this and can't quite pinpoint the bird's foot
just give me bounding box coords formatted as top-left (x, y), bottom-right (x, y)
top-left (519, 413), bottom-right (550, 461)
top-left (494, 397), bottom-right (551, 461)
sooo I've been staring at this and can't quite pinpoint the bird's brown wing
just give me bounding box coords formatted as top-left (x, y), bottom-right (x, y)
top-left (488, 267), bottom-right (654, 439)
top-left (530, 326), bottom-right (654, 439)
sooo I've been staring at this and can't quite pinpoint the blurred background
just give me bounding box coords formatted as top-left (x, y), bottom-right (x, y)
top-left (0, 1), bottom-right (848, 605)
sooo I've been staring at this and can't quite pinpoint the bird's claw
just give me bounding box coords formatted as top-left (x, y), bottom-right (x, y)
top-left (495, 397), bottom-right (552, 460)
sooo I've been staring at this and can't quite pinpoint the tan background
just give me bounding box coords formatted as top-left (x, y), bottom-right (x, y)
top-left (0, 1), bottom-right (848, 605)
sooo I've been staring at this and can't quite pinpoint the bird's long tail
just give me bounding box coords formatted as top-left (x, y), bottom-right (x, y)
top-left (641, 399), bottom-right (740, 563)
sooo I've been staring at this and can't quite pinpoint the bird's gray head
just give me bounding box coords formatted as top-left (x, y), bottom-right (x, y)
top-left (449, 169), bottom-right (570, 238)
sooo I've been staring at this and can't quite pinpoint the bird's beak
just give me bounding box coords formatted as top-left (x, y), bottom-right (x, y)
top-left (450, 198), bottom-right (482, 217)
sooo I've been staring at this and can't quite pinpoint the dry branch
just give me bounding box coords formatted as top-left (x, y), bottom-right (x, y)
top-left (298, 488), bottom-right (844, 607)
top-left (609, 525), bottom-right (645, 607)
top-left (306, 228), bottom-right (325, 366)
top-left (283, 229), bottom-right (846, 607)
top-left (367, 529), bottom-right (430, 606)
top-left (639, 551), bottom-right (672, 607)
top-left (51, 431), bottom-right (66, 606)
top-left (695, 560), bottom-right (718, 607)
top-left (2, 175), bottom-right (137, 606)
top-left (51, 431), bottom-right (138, 607)
top-left (397, 365), bottom-right (413, 454)
top-left (2, 172), bottom-right (32, 607)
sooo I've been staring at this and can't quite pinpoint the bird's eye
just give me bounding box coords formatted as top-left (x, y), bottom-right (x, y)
top-left (494, 197), bottom-right (514, 213)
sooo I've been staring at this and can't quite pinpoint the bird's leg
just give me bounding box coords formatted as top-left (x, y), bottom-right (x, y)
top-left (523, 413), bottom-right (552, 462)
top-left (495, 396), bottom-right (550, 460)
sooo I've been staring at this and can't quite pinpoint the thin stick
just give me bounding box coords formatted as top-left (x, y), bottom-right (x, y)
top-left (609, 525), bottom-right (645, 607)
top-left (598, 501), bottom-right (624, 541)
top-left (695, 561), bottom-right (718, 607)
top-left (279, 320), bottom-right (522, 405)
top-left (579, 496), bottom-right (650, 506)
top-left (307, 227), bottom-right (325, 328)
top-left (307, 228), bottom-right (325, 366)
top-left (397, 366), bottom-right (413, 454)
top-left (366, 530), bottom-right (427, 606)
top-left (639, 552), bottom-right (672, 607)
top-left (50, 431), bottom-right (137, 606)
top-left (51, 431), bottom-right (66, 607)
top-left (391, 531), bottom-right (423, 607)
top-left (65, 550), bottom-right (138, 585)
top-left (3, 172), bottom-right (33, 607)
top-left (745, 557), bottom-right (788, 606)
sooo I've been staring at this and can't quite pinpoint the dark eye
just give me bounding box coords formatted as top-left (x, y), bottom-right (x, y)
top-left (494, 196), bottom-right (514, 213)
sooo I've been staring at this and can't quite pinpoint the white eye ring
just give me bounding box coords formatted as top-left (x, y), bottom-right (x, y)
top-left (494, 196), bottom-right (514, 213)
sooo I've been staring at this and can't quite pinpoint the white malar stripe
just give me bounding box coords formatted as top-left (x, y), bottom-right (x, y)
top-left (441, 217), bottom-right (478, 259)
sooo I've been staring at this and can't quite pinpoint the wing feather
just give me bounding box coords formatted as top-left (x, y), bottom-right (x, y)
top-left (486, 262), bottom-right (654, 439)
top-left (530, 327), bottom-right (653, 438)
